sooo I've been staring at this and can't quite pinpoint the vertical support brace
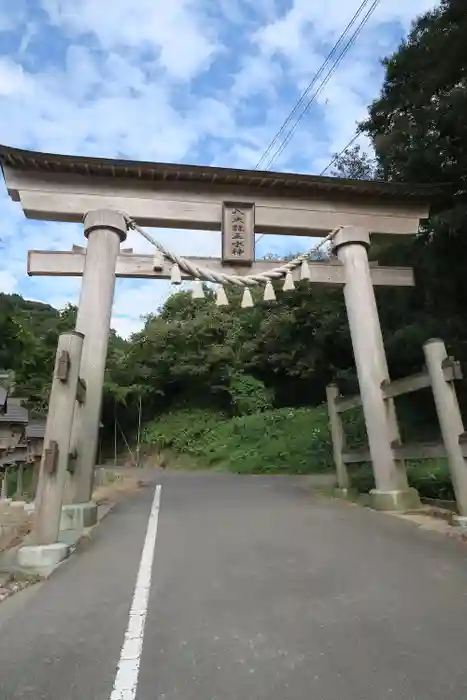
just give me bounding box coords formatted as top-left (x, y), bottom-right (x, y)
top-left (0, 468), bottom-right (8, 500)
top-left (326, 385), bottom-right (350, 492)
top-left (32, 331), bottom-right (84, 545)
top-left (15, 463), bottom-right (24, 499)
top-left (424, 339), bottom-right (467, 519)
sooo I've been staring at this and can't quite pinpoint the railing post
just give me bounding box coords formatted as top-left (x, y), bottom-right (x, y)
top-left (15, 463), bottom-right (24, 499)
top-left (326, 385), bottom-right (350, 494)
top-left (32, 331), bottom-right (84, 545)
top-left (0, 468), bottom-right (8, 500)
top-left (423, 338), bottom-right (467, 521)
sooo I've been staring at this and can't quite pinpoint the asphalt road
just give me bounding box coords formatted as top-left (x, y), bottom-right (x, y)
top-left (1, 471), bottom-right (467, 699)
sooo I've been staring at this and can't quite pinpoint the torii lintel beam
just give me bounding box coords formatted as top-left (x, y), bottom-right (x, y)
top-left (27, 250), bottom-right (415, 287)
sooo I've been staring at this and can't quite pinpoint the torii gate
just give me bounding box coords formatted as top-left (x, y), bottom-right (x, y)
top-left (0, 145), bottom-right (434, 541)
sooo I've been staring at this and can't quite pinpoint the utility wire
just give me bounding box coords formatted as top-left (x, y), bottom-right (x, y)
top-left (263, 0), bottom-right (381, 171)
top-left (255, 0), bottom-right (373, 171)
top-left (320, 131), bottom-right (361, 175)
top-left (256, 130), bottom-right (363, 245)
top-left (255, 0), bottom-right (381, 245)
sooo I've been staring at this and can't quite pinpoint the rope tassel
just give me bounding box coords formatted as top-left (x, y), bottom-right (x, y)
top-left (216, 285), bottom-right (229, 307)
top-left (241, 287), bottom-right (254, 308)
top-left (300, 259), bottom-right (311, 281)
top-left (283, 271), bottom-right (295, 291)
top-left (263, 280), bottom-right (276, 302)
top-left (170, 263), bottom-right (182, 285)
top-left (192, 279), bottom-right (205, 299)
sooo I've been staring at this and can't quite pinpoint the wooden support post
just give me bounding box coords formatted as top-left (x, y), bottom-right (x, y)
top-left (31, 458), bottom-right (41, 500)
top-left (32, 331), bottom-right (84, 545)
top-left (15, 463), bottom-right (24, 499)
top-left (424, 339), bottom-right (467, 519)
top-left (326, 385), bottom-right (351, 495)
top-left (0, 468), bottom-right (8, 500)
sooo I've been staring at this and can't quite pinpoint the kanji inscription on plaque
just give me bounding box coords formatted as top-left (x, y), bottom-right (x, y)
top-left (222, 202), bottom-right (255, 265)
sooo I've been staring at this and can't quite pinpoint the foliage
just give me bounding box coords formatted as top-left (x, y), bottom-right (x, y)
top-left (5, 464), bottom-right (36, 501)
top-left (144, 405), bottom-right (335, 473)
top-left (143, 408), bottom-right (227, 455)
top-left (330, 144), bottom-right (380, 180)
top-left (350, 460), bottom-right (454, 501)
top-left (360, 0), bottom-right (467, 396)
top-left (142, 402), bottom-right (454, 501)
top-left (228, 373), bottom-right (273, 416)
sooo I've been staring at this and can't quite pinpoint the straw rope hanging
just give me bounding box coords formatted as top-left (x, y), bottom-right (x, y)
top-left (123, 214), bottom-right (342, 307)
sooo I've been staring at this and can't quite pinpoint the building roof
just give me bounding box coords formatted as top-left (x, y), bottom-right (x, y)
top-left (0, 446), bottom-right (27, 468)
top-left (0, 387), bottom-right (7, 414)
top-left (0, 397), bottom-right (28, 424)
top-left (26, 419), bottom-right (46, 439)
top-left (0, 144), bottom-right (440, 204)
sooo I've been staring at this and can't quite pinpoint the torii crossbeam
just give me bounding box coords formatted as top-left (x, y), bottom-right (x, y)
top-left (27, 248), bottom-right (415, 287)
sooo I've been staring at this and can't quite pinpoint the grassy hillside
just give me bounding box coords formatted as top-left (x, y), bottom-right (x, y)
top-left (143, 406), bottom-right (337, 474)
top-left (143, 404), bottom-right (369, 475)
top-left (143, 406), bottom-right (454, 500)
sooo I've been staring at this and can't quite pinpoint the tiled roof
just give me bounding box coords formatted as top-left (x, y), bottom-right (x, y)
top-left (0, 144), bottom-right (441, 203)
top-left (0, 398), bottom-right (28, 424)
top-left (26, 420), bottom-right (46, 439)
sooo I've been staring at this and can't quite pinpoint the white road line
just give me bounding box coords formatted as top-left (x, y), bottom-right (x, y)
top-left (110, 484), bottom-right (162, 700)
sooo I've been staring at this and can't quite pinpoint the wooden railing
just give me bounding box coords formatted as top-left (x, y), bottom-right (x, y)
top-left (0, 461), bottom-right (38, 501)
top-left (326, 339), bottom-right (467, 516)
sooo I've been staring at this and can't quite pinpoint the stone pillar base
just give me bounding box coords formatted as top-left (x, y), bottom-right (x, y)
top-left (452, 515), bottom-right (467, 528)
top-left (60, 502), bottom-right (98, 531)
top-left (334, 487), bottom-right (358, 500)
top-left (369, 488), bottom-right (421, 512)
top-left (18, 543), bottom-right (69, 573)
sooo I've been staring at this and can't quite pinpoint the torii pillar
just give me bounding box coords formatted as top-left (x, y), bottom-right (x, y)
top-left (332, 226), bottom-right (420, 510)
top-left (62, 209), bottom-right (127, 525)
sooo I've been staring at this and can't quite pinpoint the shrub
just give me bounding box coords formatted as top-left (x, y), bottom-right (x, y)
top-left (228, 373), bottom-right (273, 416)
top-left (142, 408), bottom-right (226, 456)
top-left (143, 405), bottom-right (456, 501)
top-left (143, 405), bottom-right (335, 474)
top-left (349, 459), bottom-right (454, 501)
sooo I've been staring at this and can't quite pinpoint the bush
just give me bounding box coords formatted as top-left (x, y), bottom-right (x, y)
top-left (143, 404), bottom-right (455, 501)
top-left (407, 460), bottom-right (454, 500)
top-left (142, 408), bottom-right (226, 456)
top-left (349, 459), bottom-right (454, 501)
top-left (228, 373), bottom-right (273, 416)
top-left (143, 404), bottom-right (335, 474)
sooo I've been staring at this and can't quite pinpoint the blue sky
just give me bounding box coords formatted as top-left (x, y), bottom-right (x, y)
top-left (0, 0), bottom-right (438, 337)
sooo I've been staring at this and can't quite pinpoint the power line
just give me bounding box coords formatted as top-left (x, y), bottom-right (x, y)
top-left (256, 130), bottom-right (363, 246)
top-left (255, 0), bottom-right (373, 171)
top-left (255, 0), bottom-right (382, 246)
top-left (320, 131), bottom-right (361, 175)
top-left (263, 0), bottom-right (381, 171)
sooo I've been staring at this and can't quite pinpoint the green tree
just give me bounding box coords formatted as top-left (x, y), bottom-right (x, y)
top-left (361, 0), bottom-right (467, 320)
top-left (330, 144), bottom-right (379, 180)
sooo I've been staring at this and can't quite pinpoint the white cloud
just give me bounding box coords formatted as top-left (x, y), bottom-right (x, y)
top-left (0, 0), bottom-right (440, 337)
top-left (0, 270), bottom-right (18, 293)
top-left (111, 314), bottom-right (148, 339)
top-left (0, 57), bottom-right (31, 96)
top-left (40, 0), bottom-right (219, 81)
